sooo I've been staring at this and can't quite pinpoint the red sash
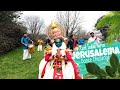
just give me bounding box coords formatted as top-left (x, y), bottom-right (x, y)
top-left (73, 39), bottom-right (77, 48)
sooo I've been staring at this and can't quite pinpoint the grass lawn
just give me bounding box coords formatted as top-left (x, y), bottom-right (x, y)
top-left (0, 46), bottom-right (44, 79)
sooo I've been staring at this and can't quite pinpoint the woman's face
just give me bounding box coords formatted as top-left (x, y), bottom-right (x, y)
top-left (72, 35), bottom-right (75, 39)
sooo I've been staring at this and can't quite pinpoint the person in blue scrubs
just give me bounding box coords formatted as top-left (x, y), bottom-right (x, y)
top-left (21, 33), bottom-right (33, 60)
top-left (78, 37), bottom-right (85, 47)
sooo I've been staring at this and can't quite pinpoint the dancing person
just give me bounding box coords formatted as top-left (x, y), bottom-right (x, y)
top-left (37, 39), bottom-right (43, 52)
top-left (38, 21), bottom-right (81, 79)
top-left (78, 37), bottom-right (85, 47)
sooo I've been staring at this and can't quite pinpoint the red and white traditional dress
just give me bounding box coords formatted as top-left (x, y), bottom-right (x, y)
top-left (38, 42), bottom-right (81, 79)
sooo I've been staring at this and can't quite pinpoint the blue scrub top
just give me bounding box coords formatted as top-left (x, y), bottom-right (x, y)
top-left (21, 37), bottom-right (31, 49)
top-left (78, 39), bottom-right (85, 45)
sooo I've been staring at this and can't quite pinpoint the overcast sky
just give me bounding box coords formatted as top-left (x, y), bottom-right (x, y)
top-left (20, 11), bottom-right (109, 33)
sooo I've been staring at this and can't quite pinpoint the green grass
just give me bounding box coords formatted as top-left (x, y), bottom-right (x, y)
top-left (0, 46), bottom-right (44, 79)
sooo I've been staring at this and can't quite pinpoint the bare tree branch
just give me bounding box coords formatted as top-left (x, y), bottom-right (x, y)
top-left (23, 15), bottom-right (45, 36)
top-left (56, 11), bottom-right (83, 37)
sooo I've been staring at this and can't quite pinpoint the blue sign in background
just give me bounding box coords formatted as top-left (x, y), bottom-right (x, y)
top-left (73, 41), bottom-right (120, 77)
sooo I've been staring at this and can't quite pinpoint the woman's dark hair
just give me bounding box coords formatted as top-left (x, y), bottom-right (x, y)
top-left (69, 34), bottom-right (74, 39)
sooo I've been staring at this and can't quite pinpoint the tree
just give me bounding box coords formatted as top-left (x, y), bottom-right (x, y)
top-left (0, 11), bottom-right (22, 23)
top-left (24, 15), bottom-right (45, 39)
top-left (95, 15), bottom-right (109, 41)
top-left (56, 11), bottom-right (83, 37)
top-left (95, 11), bottom-right (120, 43)
top-left (0, 11), bottom-right (27, 54)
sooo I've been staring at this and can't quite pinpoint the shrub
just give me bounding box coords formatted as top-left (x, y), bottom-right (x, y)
top-left (0, 22), bottom-right (27, 54)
